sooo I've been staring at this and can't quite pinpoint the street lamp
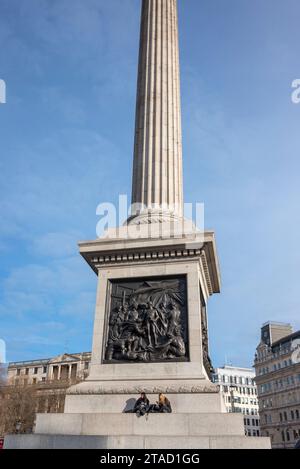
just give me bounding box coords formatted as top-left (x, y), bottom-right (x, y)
top-left (15, 419), bottom-right (21, 434)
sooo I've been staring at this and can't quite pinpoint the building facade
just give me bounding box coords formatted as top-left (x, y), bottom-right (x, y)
top-left (212, 366), bottom-right (260, 437)
top-left (0, 353), bottom-right (92, 436)
top-left (7, 352), bottom-right (91, 386)
top-left (254, 322), bottom-right (300, 449)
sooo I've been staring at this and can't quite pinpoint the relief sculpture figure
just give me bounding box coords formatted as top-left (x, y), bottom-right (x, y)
top-left (104, 278), bottom-right (188, 363)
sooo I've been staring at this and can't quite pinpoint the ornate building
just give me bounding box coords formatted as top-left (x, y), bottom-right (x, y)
top-left (254, 322), bottom-right (300, 448)
top-left (7, 352), bottom-right (91, 386)
top-left (0, 353), bottom-right (91, 436)
top-left (212, 366), bottom-right (260, 437)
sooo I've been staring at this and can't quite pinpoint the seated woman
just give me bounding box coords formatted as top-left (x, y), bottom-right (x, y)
top-left (157, 393), bottom-right (172, 413)
top-left (133, 393), bottom-right (150, 417)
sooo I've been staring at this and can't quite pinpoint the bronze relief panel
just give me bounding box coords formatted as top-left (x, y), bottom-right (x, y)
top-left (103, 276), bottom-right (189, 363)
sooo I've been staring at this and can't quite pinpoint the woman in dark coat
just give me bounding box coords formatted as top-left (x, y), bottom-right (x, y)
top-left (133, 393), bottom-right (150, 416)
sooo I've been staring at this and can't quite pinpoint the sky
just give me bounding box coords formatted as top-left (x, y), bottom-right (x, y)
top-left (0, 0), bottom-right (299, 368)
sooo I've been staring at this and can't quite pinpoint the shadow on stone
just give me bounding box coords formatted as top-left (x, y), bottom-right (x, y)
top-left (122, 398), bottom-right (136, 413)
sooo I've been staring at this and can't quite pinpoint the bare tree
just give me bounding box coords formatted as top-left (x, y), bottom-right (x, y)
top-left (0, 363), bottom-right (7, 386)
top-left (0, 384), bottom-right (37, 436)
top-left (0, 377), bottom-right (81, 436)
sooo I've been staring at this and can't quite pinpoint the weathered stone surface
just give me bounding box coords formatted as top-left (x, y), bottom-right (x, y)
top-left (5, 434), bottom-right (271, 450)
top-left (131, 0), bottom-right (183, 221)
top-left (34, 413), bottom-right (247, 437)
top-left (64, 390), bottom-right (226, 415)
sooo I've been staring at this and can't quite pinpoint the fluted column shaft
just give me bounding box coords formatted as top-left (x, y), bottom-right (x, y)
top-left (131, 0), bottom-right (183, 218)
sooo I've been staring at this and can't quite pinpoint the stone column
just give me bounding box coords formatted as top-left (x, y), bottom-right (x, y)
top-left (130, 0), bottom-right (183, 222)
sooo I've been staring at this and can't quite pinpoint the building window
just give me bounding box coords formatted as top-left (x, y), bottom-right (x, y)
top-left (282, 431), bottom-right (285, 442)
top-left (17, 369), bottom-right (21, 376)
top-left (34, 367), bottom-right (39, 374)
top-left (291, 375), bottom-right (295, 385)
top-left (32, 378), bottom-right (37, 384)
top-left (286, 431), bottom-right (290, 442)
top-left (25, 368), bottom-right (29, 375)
top-left (296, 410), bottom-right (299, 419)
top-left (284, 412), bottom-right (288, 421)
top-left (43, 366), bottom-right (47, 374)
top-left (42, 377), bottom-right (46, 382)
top-left (84, 362), bottom-right (89, 370)
top-left (291, 410), bottom-right (295, 420)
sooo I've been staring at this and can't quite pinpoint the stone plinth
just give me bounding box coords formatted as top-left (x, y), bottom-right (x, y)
top-left (5, 413), bottom-right (271, 449)
top-left (60, 227), bottom-right (220, 416)
top-left (64, 387), bottom-right (226, 415)
top-left (34, 412), bottom-right (246, 437)
top-left (5, 434), bottom-right (271, 450)
top-left (62, 225), bottom-right (223, 426)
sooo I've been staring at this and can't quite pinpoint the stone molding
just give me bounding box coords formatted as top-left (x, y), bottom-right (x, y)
top-left (67, 384), bottom-right (219, 396)
top-left (92, 248), bottom-right (202, 268)
top-left (89, 247), bottom-right (214, 297)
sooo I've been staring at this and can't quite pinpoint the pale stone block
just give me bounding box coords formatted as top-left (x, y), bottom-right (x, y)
top-left (144, 436), bottom-right (210, 450)
top-left (37, 413), bottom-right (247, 438)
top-left (4, 435), bottom-right (145, 450)
top-left (64, 391), bottom-right (223, 415)
top-left (133, 414), bottom-right (189, 437)
top-left (4, 434), bottom-right (271, 450)
top-left (35, 413), bottom-right (83, 435)
top-left (81, 414), bottom-right (134, 436)
top-left (188, 413), bottom-right (245, 436)
top-left (209, 436), bottom-right (271, 450)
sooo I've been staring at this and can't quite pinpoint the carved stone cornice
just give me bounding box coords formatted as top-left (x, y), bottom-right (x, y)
top-left (79, 231), bottom-right (221, 294)
top-left (67, 383), bottom-right (219, 396)
top-left (92, 247), bottom-right (202, 268)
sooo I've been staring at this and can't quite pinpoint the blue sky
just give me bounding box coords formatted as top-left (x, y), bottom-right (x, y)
top-left (0, 0), bottom-right (299, 367)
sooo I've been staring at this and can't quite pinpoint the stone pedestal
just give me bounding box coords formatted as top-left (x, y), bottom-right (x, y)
top-left (5, 413), bottom-right (271, 449)
top-left (4, 0), bottom-right (271, 450)
top-left (62, 225), bottom-right (220, 415)
top-left (5, 226), bottom-right (270, 449)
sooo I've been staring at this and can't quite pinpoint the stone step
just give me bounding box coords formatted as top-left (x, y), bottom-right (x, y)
top-left (64, 390), bottom-right (225, 414)
top-left (4, 434), bottom-right (271, 450)
top-left (35, 412), bottom-right (246, 437)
